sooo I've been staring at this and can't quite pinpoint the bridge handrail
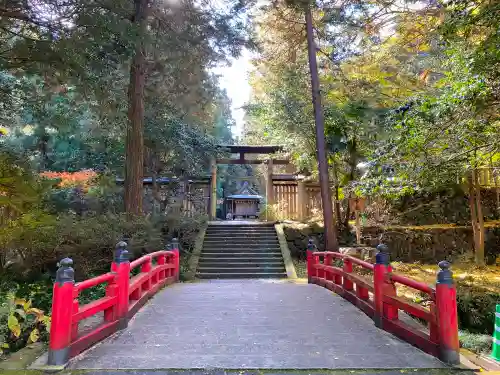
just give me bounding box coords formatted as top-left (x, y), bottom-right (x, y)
top-left (48, 240), bottom-right (180, 368)
top-left (389, 273), bottom-right (434, 295)
top-left (75, 273), bottom-right (115, 292)
top-left (306, 241), bottom-right (459, 366)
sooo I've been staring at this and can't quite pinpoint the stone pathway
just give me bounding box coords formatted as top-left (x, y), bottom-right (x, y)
top-left (71, 280), bottom-right (447, 370)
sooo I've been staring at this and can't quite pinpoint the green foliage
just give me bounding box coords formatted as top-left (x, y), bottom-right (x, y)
top-left (0, 0), bottom-right (246, 360)
top-left (1, 212), bottom-right (164, 280)
top-left (0, 297), bottom-right (50, 356)
top-left (260, 203), bottom-right (290, 222)
top-left (0, 149), bottom-right (49, 213)
top-left (459, 330), bottom-right (492, 354)
top-left (12, 279), bottom-right (54, 316)
top-left (456, 281), bottom-right (499, 334)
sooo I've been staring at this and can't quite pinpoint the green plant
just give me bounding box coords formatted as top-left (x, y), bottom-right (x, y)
top-left (1, 212), bottom-right (165, 280)
top-left (459, 330), bottom-right (492, 354)
top-left (456, 281), bottom-right (499, 334)
top-left (0, 296), bottom-right (50, 356)
top-left (260, 203), bottom-right (289, 222)
top-left (13, 278), bottom-right (54, 314)
top-left (79, 283), bottom-right (106, 305)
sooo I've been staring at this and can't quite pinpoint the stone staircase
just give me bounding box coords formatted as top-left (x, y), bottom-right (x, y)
top-left (197, 223), bottom-right (287, 279)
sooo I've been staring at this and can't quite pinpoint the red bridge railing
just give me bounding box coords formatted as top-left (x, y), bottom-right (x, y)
top-left (48, 240), bottom-right (180, 367)
top-left (307, 241), bottom-right (459, 365)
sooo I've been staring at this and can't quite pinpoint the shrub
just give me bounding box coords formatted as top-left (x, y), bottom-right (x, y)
top-left (456, 281), bottom-right (499, 334)
top-left (0, 297), bottom-right (50, 357)
top-left (44, 173), bottom-right (124, 215)
top-left (40, 170), bottom-right (97, 189)
top-left (157, 212), bottom-right (208, 252)
top-left (2, 212), bottom-right (164, 281)
top-left (459, 330), bottom-right (492, 354)
top-left (12, 278), bottom-right (54, 314)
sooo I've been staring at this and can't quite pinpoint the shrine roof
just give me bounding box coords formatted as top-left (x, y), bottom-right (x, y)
top-left (226, 181), bottom-right (262, 199)
top-left (226, 194), bottom-right (262, 200)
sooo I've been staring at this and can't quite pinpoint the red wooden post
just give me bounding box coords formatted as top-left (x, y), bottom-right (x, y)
top-left (306, 238), bottom-right (316, 283)
top-left (157, 253), bottom-right (166, 281)
top-left (383, 271), bottom-right (399, 321)
top-left (429, 303), bottom-right (439, 344)
top-left (356, 285), bottom-right (369, 300)
top-left (141, 256), bottom-right (152, 292)
top-left (317, 256), bottom-right (325, 280)
top-left (104, 283), bottom-right (118, 322)
top-left (71, 300), bottom-right (79, 341)
top-left (172, 238), bottom-right (180, 281)
top-left (343, 257), bottom-right (353, 291)
top-left (325, 253), bottom-right (333, 281)
top-left (113, 241), bottom-right (130, 329)
top-left (334, 272), bottom-right (342, 285)
top-left (374, 244), bottom-right (390, 328)
top-left (435, 261), bottom-right (460, 364)
top-left (48, 258), bottom-right (75, 367)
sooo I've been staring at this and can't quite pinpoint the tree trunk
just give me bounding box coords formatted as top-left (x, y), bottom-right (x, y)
top-left (304, 4), bottom-right (338, 251)
top-left (124, 0), bottom-right (149, 216)
top-left (355, 208), bottom-right (361, 244)
top-left (331, 158), bottom-right (342, 227)
top-left (468, 170), bottom-right (485, 266)
top-left (344, 137), bottom-right (358, 228)
top-left (473, 169), bottom-right (485, 266)
top-left (490, 156), bottom-right (500, 211)
top-left (468, 172), bottom-right (479, 253)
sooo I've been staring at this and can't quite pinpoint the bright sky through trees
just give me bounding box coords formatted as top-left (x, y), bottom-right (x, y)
top-left (214, 48), bottom-right (253, 140)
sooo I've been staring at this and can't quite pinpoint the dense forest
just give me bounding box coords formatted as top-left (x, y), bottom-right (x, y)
top-left (0, 0), bottom-right (253, 354)
top-left (0, 0), bottom-right (499, 361)
top-left (244, 0), bottom-right (499, 263)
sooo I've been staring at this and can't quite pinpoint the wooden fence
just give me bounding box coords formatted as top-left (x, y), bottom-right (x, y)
top-left (271, 167), bottom-right (499, 221)
top-left (477, 167), bottom-right (500, 188)
top-left (272, 181), bottom-right (327, 220)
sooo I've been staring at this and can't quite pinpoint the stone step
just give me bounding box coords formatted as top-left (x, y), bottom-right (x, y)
top-left (198, 261), bottom-right (285, 268)
top-left (200, 252), bottom-right (283, 258)
top-left (205, 233), bottom-right (277, 238)
top-left (206, 228), bottom-right (276, 231)
top-left (207, 224), bottom-right (275, 227)
top-left (207, 227), bottom-right (276, 231)
top-left (205, 232), bottom-right (277, 237)
top-left (202, 248), bottom-right (281, 253)
top-left (207, 228), bottom-right (276, 233)
top-left (201, 255), bottom-right (284, 261)
top-left (204, 237), bottom-right (278, 242)
top-left (202, 248), bottom-right (282, 253)
top-left (198, 266), bottom-right (285, 273)
top-left (196, 272), bottom-right (287, 279)
top-left (203, 240), bottom-right (280, 245)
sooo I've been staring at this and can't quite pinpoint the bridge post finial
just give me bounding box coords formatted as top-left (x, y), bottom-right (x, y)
top-left (114, 241), bottom-right (129, 264)
top-left (435, 260), bottom-right (459, 364)
top-left (307, 238), bottom-right (316, 251)
top-left (436, 260), bottom-right (453, 285)
top-left (55, 258), bottom-right (74, 285)
top-left (375, 243), bottom-right (390, 266)
top-left (172, 238), bottom-right (179, 250)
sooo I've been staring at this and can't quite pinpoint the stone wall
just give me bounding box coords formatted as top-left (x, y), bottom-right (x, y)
top-left (283, 223), bottom-right (500, 264)
top-left (283, 223), bottom-right (355, 260)
top-left (388, 188), bottom-right (500, 226)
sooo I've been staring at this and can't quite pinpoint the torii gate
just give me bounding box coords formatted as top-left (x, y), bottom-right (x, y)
top-left (209, 145), bottom-right (289, 219)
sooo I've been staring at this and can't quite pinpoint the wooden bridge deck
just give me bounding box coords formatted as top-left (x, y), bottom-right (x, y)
top-left (70, 280), bottom-right (446, 370)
